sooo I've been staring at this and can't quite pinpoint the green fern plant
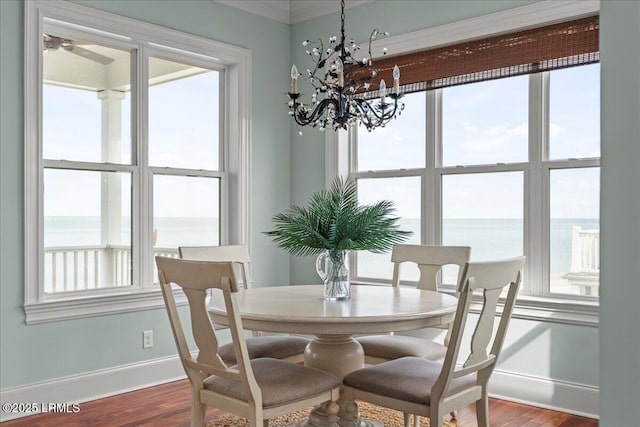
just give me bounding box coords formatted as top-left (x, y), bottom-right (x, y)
top-left (265, 177), bottom-right (411, 257)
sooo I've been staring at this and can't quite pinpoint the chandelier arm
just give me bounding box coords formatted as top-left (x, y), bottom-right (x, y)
top-left (292, 97), bottom-right (338, 127)
top-left (352, 97), bottom-right (401, 128)
top-left (367, 31), bottom-right (375, 68)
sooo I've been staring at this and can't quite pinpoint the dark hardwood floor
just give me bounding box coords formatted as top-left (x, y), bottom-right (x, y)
top-left (2, 379), bottom-right (598, 427)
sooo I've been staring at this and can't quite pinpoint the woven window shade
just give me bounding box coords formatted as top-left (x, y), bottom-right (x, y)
top-left (353, 15), bottom-right (599, 98)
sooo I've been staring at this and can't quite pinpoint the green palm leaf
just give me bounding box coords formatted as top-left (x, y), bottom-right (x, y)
top-left (265, 177), bottom-right (411, 256)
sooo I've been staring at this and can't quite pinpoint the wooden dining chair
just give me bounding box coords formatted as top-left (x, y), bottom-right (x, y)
top-left (178, 245), bottom-right (310, 364)
top-left (156, 256), bottom-right (341, 427)
top-left (356, 244), bottom-right (471, 364)
top-left (343, 256), bottom-right (525, 427)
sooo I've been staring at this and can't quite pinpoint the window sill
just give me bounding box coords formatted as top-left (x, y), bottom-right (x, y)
top-left (351, 280), bottom-right (599, 327)
top-left (24, 288), bottom-right (187, 325)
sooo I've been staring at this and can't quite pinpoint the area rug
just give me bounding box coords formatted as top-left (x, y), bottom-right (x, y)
top-left (207, 402), bottom-right (455, 426)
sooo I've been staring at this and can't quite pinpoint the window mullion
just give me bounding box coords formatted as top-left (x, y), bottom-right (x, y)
top-left (426, 89), bottom-right (441, 245)
top-left (218, 68), bottom-right (229, 246)
top-left (148, 167), bottom-right (224, 178)
top-left (526, 72), bottom-right (547, 296)
top-left (136, 45), bottom-right (151, 289)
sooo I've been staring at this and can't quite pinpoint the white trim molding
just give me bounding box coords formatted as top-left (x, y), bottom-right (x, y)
top-left (215, 0), bottom-right (373, 24)
top-left (324, 128), bottom-right (350, 188)
top-left (354, 281), bottom-right (600, 326)
top-left (490, 369), bottom-right (599, 419)
top-left (24, 289), bottom-right (188, 325)
top-left (23, 0), bottom-right (251, 324)
top-left (0, 356), bottom-right (598, 422)
top-left (0, 354), bottom-right (187, 422)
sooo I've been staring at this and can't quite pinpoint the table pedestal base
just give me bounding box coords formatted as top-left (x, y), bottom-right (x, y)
top-left (297, 335), bottom-right (382, 427)
top-left (304, 334), bottom-right (364, 380)
top-left (288, 401), bottom-right (382, 427)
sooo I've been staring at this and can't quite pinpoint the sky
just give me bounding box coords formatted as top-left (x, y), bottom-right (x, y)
top-left (43, 55), bottom-right (220, 219)
top-left (357, 63), bottom-right (600, 219)
top-left (43, 45), bottom-right (600, 223)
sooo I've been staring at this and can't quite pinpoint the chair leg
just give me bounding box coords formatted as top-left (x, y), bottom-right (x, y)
top-left (430, 406), bottom-right (443, 427)
top-left (403, 412), bottom-right (411, 427)
top-left (414, 414), bottom-right (421, 427)
top-left (190, 391), bottom-right (206, 427)
top-left (476, 391), bottom-right (490, 427)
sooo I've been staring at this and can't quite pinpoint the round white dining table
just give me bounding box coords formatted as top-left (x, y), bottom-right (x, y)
top-left (209, 284), bottom-right (458, 427)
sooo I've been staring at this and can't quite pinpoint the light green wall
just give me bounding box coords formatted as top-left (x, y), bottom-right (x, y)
top-left (599, 1), bottom-right (640, 424)
top-left (0, 0), bottom-right (291, 388)
top-left (288, 0), bottom-right (600, 389)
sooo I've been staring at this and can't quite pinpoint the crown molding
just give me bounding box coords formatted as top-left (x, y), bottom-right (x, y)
top-left (290, 0), bottom-right (372, 24)
top-left (216, 0), bottom-right (291, 24)
top-left (215, 0), bottom-right (373, 24)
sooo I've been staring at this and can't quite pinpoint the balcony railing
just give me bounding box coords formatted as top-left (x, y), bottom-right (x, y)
top-left (44, 245), bottom-right (179, 293)
top-left (569, 226), bottom-right (600, 274)
top-left (563, 226), bottom-right (600, 296)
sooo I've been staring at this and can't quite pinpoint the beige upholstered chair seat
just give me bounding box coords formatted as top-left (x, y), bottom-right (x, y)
top-left (343, 356), bottom-right (476, 405)
top-left (218, 335), bottom-right (310, 364)
top-left (356, 335), bottom-right (447, 361)
top-left (204, 358), bottom-right (341, 409)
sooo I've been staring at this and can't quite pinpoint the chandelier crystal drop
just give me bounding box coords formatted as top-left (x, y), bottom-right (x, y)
top-left (287, 0), bottom-right (404, 132)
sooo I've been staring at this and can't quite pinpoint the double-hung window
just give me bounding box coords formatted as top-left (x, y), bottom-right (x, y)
top-left (24, 1), bottom-right (250, 324)
top-left (348, 12), bottom-right (600, 323)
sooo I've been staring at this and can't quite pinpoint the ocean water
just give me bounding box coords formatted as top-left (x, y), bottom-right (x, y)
top-left (44, 216), bottom-right (598, 294)
top-left (44, 216), bottom-right (219, 247)
top-left (356, 218), bottom-right (599, 293)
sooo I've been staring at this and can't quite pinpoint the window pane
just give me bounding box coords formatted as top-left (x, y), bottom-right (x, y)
top-left (549, 64), bottom-right (600, 160)
top-left (442, 76), bottom-right (528, 166)
top-left (355, 177), bottom-right (421, 280)
top-left (357, 92), bottom-right (425, 171)
top-left (148, 57), bottom-right (220, 170)
top-left (442, 172), bottom-right (523, 283)
top-left (153, 175), bottom-right (220, 253)
top-left (550, 168), bottom-right (600, 296)
top-left (43, 34), bottom-right (132, 164)
top-left (44, 169), bottom-right (132, 292)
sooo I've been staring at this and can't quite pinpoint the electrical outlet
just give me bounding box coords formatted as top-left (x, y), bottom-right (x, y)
top-left (143, 330), bottom-right (153, 349)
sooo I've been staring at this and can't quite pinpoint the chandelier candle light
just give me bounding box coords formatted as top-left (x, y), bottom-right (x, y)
top-left (288, 0), bottom-right (404, 132)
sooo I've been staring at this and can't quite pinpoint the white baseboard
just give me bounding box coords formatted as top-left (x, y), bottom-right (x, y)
top-left (0, 354), bottom-right (186, 422)
top-left (1, 359), bottom-right (599, 422)
top-left (489, 369), bottom-right (599, 419)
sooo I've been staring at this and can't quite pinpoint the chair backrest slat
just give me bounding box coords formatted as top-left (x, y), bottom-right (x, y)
top-left (465, 285), bottom-right (502, 368)
top-left (156, 257), bottom-right (241, 375)
top-left (159, 280), bottom-right (194, 375)
top-left (435, 256), bottom-right (525, 396)
top-left (391, 244), bottom-right (471, 291)
top-left (179, 245), bottom-right (252, 289)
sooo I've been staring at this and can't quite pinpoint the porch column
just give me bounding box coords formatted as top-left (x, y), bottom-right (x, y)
top-left (98, 89), bottom-right (125, 287)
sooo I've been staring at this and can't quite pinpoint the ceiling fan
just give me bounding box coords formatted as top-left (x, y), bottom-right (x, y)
top-left (43, 34), bottom-right (115, 65)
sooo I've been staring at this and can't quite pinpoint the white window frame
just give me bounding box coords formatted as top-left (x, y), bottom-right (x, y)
top-left (328, 0), bottom-right (600, 325)
top-left (24, 0), bottom-right (251, 324)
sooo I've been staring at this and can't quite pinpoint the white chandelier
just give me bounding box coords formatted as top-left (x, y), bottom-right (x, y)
top-left (287, 0), bottom-right (404, 132)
